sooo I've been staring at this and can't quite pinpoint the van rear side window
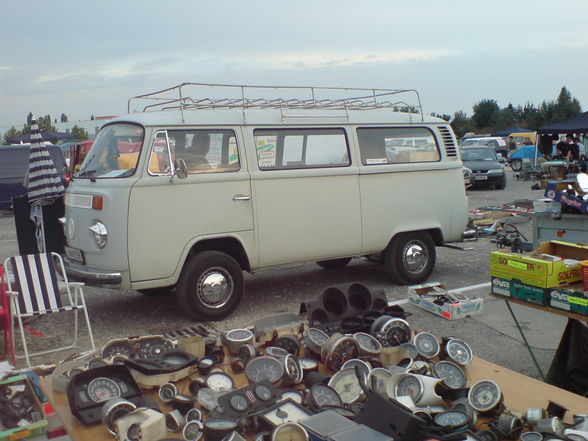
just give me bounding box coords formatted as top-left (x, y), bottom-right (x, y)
top-left (357, 127), bottom-right (440, 164)
top-left (254, 128), bottom-right (349, 170)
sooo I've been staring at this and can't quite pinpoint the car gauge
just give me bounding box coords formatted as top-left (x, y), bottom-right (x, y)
top-left (341, 359), bottom-right (371, 383)
top-left (450, 398), bottom-right (478, 426)
top-left (353, 332), bottom-right (382, 356)
top-left (183, 420), bottom-right (204, 441)
top-left (433, 410), bottom-right (469, 429)
top-left (271, 421), bottom-right (309, 441)
top-left (371, 316), bottom-right (411, 347)
top-left (101, 398), bottom-right (136, 435)
top-left (266, 346), bottom-right (290, 358)
top-left (203, 418), bottom-right (238, 441)
top-left (298, 357), bottom-right (319, 373)
top-left (279, 390), bottom-right (304, 405)
top-left (366, 367), bottom-right (393, 395)
top-left (432, 360), bottom-right (467, 389)
top-left (321, 334), bottom-right (360, 371)
top-left (274, 334), bottom-right (301, 356)
top-left (228, 393), bottom-right (250, 412)
top-left (305, 328), bottom-right (329, 356)
top-left (444, 338), bottom-right (473, 365)
top-left (393, 373), bottom-right (424, 403)
top-left (398, 342), bottom-right (418, 359)
top-left (205, 372), bottom-right (234, 391)
top-left (87, 377), bottom-right (121, 402)
top-left (245, 356), bottom-right (285, 384)
top-left (413, 332), bottom-right (440, 358)
top-left (102, 340), bottom-right (136, 360)
top-left (224, 329), bottom-right (254, 355)
top-left (136, 336), bottom-right (174, 359)
top-left (468, 380), bottom-right (502, 412)
top-left (254, 383), bottom-right (274, 401)
top-left (186, 408), bottom-right (202, 422)
top-left (237, 343), bottom-right (257, 363)
top-left (328, 368), bottom-right (363, 404)
top-left (158, 382), bottom-right (178, 402)
top-left (520, 432), bottom-right (544, 441)
top-left (88, 358), bottom-right (109, 370)
top-left (282, 354), bottom-right (303, 385)
top-left (309, 383), bottom-right (343, 410)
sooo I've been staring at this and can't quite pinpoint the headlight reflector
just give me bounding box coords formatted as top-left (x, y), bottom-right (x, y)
top-left (89, 221), bottom-right (108, 248)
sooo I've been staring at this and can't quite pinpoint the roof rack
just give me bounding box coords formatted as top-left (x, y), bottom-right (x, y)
top-left (127, 82), bottom-right (424, 123)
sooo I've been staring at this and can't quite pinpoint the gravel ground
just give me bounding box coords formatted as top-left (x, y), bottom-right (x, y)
top-left (1, 170), bottom-right (554, 377)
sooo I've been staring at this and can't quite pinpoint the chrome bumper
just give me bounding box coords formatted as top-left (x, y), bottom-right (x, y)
top-left (63, 256), bottom-right (122, 287)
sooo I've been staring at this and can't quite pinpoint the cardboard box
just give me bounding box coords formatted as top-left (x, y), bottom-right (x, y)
top-left (548, 283), bottom-right (588, 316)
top-left (0, 375), bottom-right (47, 441)
top-left (491, 277), bottom-right (548, 306)
top-left (490, 241), bottom-right (588, 288)
top-left (407, 282), bottom-right (484, 320)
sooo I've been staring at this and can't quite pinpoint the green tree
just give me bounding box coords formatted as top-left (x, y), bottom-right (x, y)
top-left (61, 113), bottom-right (68, 123)
top-left (472, 99), bottom-right (500, 131)
top-left (551, 86), bottom-right (582, 123)
top-left (2, 126), bottom-right (21, 144)
top-left (70, 125), bottom-right (89, 140)
top-left (450, 111), bottom-right (474, 137)
top-left (431, 112), bottom-right (451, 121)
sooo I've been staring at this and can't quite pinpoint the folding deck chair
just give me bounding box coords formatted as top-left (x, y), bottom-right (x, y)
top-left (0, 264), bottom-right (16, 366)
top-left (3, 252), bottom-right (95, 367)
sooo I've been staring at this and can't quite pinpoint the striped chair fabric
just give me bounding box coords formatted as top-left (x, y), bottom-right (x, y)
top-left (10, 254), bottom-right (78, 315)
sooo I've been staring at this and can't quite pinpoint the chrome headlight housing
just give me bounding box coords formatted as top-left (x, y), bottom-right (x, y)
top-left (487, 168), bottom-right (504, 175)
top-left (89, 221), bottom-right (108, 249)
top-left (462, 167), bottom-right (473, 178)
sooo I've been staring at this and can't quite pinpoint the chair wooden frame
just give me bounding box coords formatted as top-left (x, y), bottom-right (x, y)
top-left (3, 252), bottom-right (95, 367)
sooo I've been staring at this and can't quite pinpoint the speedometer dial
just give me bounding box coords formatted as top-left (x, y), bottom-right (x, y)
top-left (87, 377), bottom-right (121, 403)
top-left (394, 374), bottom-right (423, 402)
top-left (244, 356), bottom-right (284, 384)
top-left (432, 361), bottom-right (467, 389)
top-left (468, 380), bottom-right (502, 412)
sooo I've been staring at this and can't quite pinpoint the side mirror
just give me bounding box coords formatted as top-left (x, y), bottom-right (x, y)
top-left (173, 159), bottom-right (188, 180)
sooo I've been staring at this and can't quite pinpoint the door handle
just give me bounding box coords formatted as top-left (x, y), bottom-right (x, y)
top-left (233, 195), bottom-right (251, 201)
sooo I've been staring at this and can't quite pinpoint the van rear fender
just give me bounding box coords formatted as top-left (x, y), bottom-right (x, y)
top-left (185, 237), bottom-right (251, 272)
top-left (387, 228), bottom-right (443, 248)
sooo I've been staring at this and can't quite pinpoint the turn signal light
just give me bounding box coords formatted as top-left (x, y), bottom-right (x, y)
top-left (92, 196), bottom-right (103, 210)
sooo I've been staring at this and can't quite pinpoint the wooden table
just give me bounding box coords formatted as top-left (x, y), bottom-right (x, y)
top-left (40, 356), bottom-right (588, 441)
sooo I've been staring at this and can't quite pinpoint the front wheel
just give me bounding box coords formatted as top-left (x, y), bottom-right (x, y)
top-left (384, 232), bottom-right (436, 284)
top-left (496, 174), bottom-right (507, 190)
top-left (510, 159), bottom-right (522, 171)
top-left (176, 251), bottom-right (244, 320)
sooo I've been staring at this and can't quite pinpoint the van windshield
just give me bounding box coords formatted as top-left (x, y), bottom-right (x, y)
top-left (76, 124), bottom-right (144, 179)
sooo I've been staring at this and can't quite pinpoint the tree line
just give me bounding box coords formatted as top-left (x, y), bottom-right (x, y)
top-left (2, 112), bottom-right (89, 144)
top-left (440, 87), bottom-right (582, 138)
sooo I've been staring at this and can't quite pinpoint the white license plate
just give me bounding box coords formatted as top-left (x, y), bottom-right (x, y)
top-left (65, 246), bottom-right (85, 263)
top-left (474, 175), bottom-right (488, 181)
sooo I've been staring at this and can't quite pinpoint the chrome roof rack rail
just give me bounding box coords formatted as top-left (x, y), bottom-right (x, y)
top-left (128, 83), bottom-right (424, 123)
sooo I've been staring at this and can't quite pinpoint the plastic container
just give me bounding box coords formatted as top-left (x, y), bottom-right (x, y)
top-left (533, 198), bottom-right (561, 215)
top-left (580, 260), bottom-right (588, 291)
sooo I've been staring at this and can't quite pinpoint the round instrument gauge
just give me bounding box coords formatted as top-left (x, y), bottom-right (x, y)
top-left (87, 377), bottom-right (121, 403)
top-left (353, 332), bottom-right (382, 356)
top-left (127, 422), bottom-right (142, 441)
top-left (186, 408), bottom-right (202, 422)
top-left (274, 334), bottom-right (301, 356)
top-left (205, 372), bottom-right (234, 391)
top-left (254, 383), bottom-right (274, 401)
top-left (225, 329), bottom-right (254, 355)
top-left (280, 390), bottom-right (304, 405)
top-left (394, 373), bottom-right (424, 403)
top-left (245, 356), bottom-right (285, 384)
top-left (101, 398), bottom-right (136, 435)
top-left (371, 316), bottom-right (411, 347)
top-left (266, 346), bottom-right (290, 358)
top-left (445, 339), bottom-right (473, 365)
top-left (229, 393), bottom-right (250, 412)
top-left (434, 410), bottom-right (469, 429)
top-left (238, 343), bottom-right (257, 363)
top-left (399, 343), bottom-right (418, 359)
top-left (102, 341), bottom-right (136, 360)
top-left (183, 420), bottom-right (203, 441)
top-left (198, 358), bottom-right (214, 376)
top-left (451, 398), bottom-right (478, 425)
top-left (283, 354), bottom-right (303, 384)
top-left (520, 432), bottom-right (543, 441)
top-left (468, 380), bottom-right (502, 412)
top-left (271, 422), bottom-right (309, 441)
top-left (309, 383), bottom-right (343, 410)
top-left (298, 357), bottom-right (319, 373)
top-left (328, 368), bottom-right (363, 404)
top-left (158, 382), bottom-right (178, 402)
top-left (136, 336), bottom-right (174, 359)
top-left (321, 334), bottom-right (360, 370)
top-left (413, 332), bottom-right (440, 359)
top-left (476, 430), bottom-right (499, 441)
top-left (341, 359), bottom-right (371, 382)
top-left (305, 328), bottom-right (329, 356)
top-left (432, 361), bottom-right (467, 389)
top-left (203, 418), bottom-right (238, 440)
top-left (165, 409), bottom-right (185, 432)
top-left (367, 368), bottom-right (393, 395)
top-left (87, 358), bottom-right (108, 370)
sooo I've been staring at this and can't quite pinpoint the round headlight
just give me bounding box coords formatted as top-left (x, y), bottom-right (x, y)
top-left (89, 221), bottom-right (108, 249)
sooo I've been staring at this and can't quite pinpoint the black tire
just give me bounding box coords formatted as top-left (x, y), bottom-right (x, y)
top-left (176, 251), bottom-right (244, 320)
top-left (510, 159), bottom-right (522, 171)
top-left (384, 232), bottom-right (436, 284)
top-left (316, 258), bottom-right (352, 270)
top-left (137, 286), bottom-right (174, 296)
top-left (496, 174), bottom-right (507, 190)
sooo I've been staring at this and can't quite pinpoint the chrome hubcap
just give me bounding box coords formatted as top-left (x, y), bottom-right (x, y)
top-left (403, 242), bottom-right (428, 273)
top-left (197, 268), bottom-right (233, 308)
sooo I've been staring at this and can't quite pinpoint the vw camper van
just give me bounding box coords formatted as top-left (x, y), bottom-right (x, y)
top-left (62, 84), bottom-right (469, 320)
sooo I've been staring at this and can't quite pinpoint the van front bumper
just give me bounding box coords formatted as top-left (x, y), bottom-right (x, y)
top-left (63, 256), bottom-right (122, 287)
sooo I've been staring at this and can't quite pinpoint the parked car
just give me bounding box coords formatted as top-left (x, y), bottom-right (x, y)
top-left (461, 137), bottom-right (508, 158)
top-left (461, 146), bottom-right (507, 189)
top-left (463, 166), bottom-right (473, 188)
top-left (0, 144), bottom-right (68, 209)
top-left (507, 145), bottom-right (542, 171)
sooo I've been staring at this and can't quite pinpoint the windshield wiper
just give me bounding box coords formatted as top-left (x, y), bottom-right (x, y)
top-left (76, 169), bottom-right (97, 182)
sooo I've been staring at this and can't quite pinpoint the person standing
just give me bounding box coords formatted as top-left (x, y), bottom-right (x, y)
top-left (507, 136), bottom-right (517, 152)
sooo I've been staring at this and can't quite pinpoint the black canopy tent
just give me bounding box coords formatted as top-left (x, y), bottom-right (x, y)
top-left (537, 111), bottom-right (588, 134)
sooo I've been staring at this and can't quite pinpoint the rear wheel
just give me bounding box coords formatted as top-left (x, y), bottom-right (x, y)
top-left (316, 258), bottom-right (352, 270)
top-left (384, 232), bottom-right (436, 284)
top-left (510, 159), bottom-right (522, 171)
top-left (176, 251), bottom-right (244, 320)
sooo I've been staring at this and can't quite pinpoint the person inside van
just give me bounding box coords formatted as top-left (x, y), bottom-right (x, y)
top-left (184, 133), bottom-right (211, 170)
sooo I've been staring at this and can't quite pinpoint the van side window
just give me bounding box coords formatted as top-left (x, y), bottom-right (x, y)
top-left (254, 128), bottom-right (349, 170)
top-left (357, 127), bottom-right (440, 164)
top-left (148, 131), bottom-right (172, 174)
top-left (168, 129), bottom-right (240, 174)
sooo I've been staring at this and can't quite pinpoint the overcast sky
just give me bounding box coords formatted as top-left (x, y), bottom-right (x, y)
top-left (1, 0), bottom-right (587, 127)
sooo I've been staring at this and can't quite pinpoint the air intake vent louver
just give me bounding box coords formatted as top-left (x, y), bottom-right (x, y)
top-left (439, 126), bottom-right (457, 158)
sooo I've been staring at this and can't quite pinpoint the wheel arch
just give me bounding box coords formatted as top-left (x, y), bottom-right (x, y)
top-left (387, 228), bottom-right (443, 249)
top-left (185, 236), bottom-right (251, 272)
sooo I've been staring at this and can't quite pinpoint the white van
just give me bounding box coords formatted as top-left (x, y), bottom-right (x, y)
top-left (62, 84), bottom-right (469, 320)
